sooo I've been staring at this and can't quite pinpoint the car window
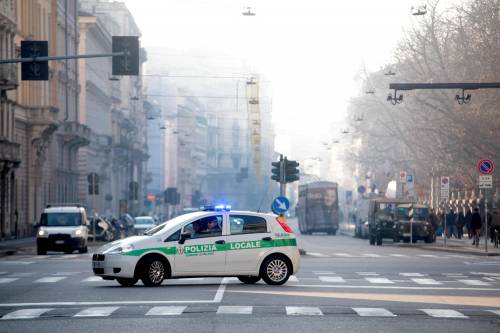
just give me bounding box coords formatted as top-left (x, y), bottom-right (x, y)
top-left (229, 215), bottom-right (268, 235)
top-left (165, 229), bottom-right (181, 242)
top-left (41, 213), bottom-right (82, 226)
top-left (183, 215), bottom-right (223, 238)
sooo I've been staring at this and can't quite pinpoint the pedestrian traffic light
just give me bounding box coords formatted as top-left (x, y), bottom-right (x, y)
top-left (112, 36), bottom-right (139, 76)
top-left (271, 160), bottom-right (282, 182)
top-left (21, 41), bottom-right (49, 80)
top-left (284, 158), bottom-right (300, 183)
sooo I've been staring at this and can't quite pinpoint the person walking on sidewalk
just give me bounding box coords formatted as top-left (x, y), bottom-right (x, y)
top-left (471, 208), bottom-right (482, 247)
top-left (446, 209), bottom-right (456, 238)
top-left (465, 207), bottom-right (473, 239)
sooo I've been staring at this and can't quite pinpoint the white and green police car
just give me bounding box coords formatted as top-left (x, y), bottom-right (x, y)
top-left (92, 206), bottom-right (300, 287)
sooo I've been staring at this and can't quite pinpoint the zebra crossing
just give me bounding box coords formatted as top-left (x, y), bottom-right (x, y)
top-left (307, 252), bottom-right (496, 259)
top-left (1, 305), bottom-right (499, 320)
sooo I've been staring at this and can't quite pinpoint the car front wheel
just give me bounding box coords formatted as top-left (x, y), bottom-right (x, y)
top-left (260, 255), bottom-right (291, 285)
top-left (141, 257), bottom-right (167, 287)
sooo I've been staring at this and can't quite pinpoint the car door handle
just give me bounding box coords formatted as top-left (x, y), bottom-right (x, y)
top-left (262, 237), bottom-right (272, 241)
top-left (215, 240), bottom-right (225, 244)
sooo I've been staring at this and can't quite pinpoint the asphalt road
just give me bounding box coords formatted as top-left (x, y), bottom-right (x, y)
top-left (1, 228), bottom-right (500, 333)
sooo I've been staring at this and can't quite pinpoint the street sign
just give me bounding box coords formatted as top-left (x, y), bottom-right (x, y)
top-left (357, 185), bottom-right (366, 194)
top-left (477, 159), bottom-right (494, 175)
top-left (440, 176), bottom-right (450, 200)
top-left (406, 174), bottom-right (413, 183)
top-left (271, 196), bottom-right (290, 215)
top-left (399, 171), bottom-right (407, 183)
top-left (479, 175), bottom-right (493, 189)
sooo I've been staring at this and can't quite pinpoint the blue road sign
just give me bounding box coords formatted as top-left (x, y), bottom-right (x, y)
top-left (407, 174), bottom-right (413, 183)
top-left (272, 196), bottom-right (290, 215)
top-left (357, 185), bottom-right (366, 194)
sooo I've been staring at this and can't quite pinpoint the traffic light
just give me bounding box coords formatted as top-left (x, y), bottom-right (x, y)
top-left (129, 181), bottom-right (139, 200)
top-left (112, 36), bottom-right (139, 76)
top-left (21, 41), bottom-right (49, 80)
top-left (284, 158), bottom-right (300, 183)
top-left (87, 173), bottom-right (100, 195)
top-left (271, 160), bottom-right (282, 182)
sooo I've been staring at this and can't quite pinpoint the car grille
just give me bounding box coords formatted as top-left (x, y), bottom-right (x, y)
top-left (92, 254), bottom-right (105, 261)
top-left (48, 234), bottom-right (71, 240)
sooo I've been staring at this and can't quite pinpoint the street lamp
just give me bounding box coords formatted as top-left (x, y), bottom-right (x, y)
top-left (411, 5), bottom-right (427, 16)
top-left (387, 91), bottom-right (403, 105)
top-left (455, 89), bottom-right (471, 105)
top-left (242, 7), bottom-right (256, 16)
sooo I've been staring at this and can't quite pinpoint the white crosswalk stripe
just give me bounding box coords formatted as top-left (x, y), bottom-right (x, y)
top-left (1, 308), bottom-right (52, 320)
top-left (411, 278), bottom-right (442, 285)
top-left (420, 309), bottom-right (468, 318)
top-left (287, 276), bottom-right (299, 282)
top-left (81, 276), bottom-right (103, 282)
top-left (353, 308), bottom-right (396, 317)
top-left (217, 306), bottom-right (253, 315)
top-left (319, 276), bottom-right (345, 283)
top-left (286, 307), bottom-right (323, 316)
top-left (145, 306), bottom-right (186, 316)
top-left (0, 277), bottom-right (19, 284)
top-left (400, 273), bottom-right (426, 277)
top-left (458, 279), bottom-right (491, 286)
top-left (74, 307), bottom-right (119, 317)
top-left (34, 276), bottom-right (67, 283)
top-left (312, 271), bottom-right (335, 275)
top-left (365, 277), bottom-right (393, 284)
top-left (357, 272), bottom-right (379, 276)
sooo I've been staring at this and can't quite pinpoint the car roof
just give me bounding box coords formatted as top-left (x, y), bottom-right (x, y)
top-left (44, 207), bottom-right (84, 213)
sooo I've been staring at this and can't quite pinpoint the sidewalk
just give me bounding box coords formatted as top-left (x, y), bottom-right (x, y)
top-left (399, 236), bottom-right (500, 256)
top-left (0, 237), bottom-right (36, 257)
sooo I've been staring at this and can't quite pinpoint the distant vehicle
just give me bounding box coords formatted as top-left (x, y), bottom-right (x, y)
top-left (368, 198), bottom-right (412, 245)
top-left (87, 217), bottom-right (115, 242)
top-left (133, 216), bottom-right (156, 235)
top-left (393, 204), bottom-right (436, 243)
top-left (92, 206), bottom-right (300, 287)
top-left (297, 181), bottom-right (339, 235)
top-left (36, 204), bottom-right (89, 255)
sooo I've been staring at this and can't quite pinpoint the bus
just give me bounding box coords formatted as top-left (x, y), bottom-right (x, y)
top-left (297, 181), bottom-right (339, 235)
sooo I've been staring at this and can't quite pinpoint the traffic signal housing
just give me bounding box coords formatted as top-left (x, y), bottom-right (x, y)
top-left (284, 158), bottom-right (300, 183)
top-left (21, 41), bottom-right (49, 80)
top-left (271, 161), bottom-right (282, 182)
top-left (112, 36), bottom-right (139, 76)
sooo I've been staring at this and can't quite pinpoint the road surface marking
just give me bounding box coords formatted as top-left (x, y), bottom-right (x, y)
top-left (81, 276), bottom-right (103, 282)
top-left (180, 278), bottom-right (205, 281)
top-left (365, 277), bottom-right (394, 284)
top-left (7, 272), bottom-right (36, 277)
top-left (484, 277), bottom-right (496, 281)
top-left (34, 276), bottom-right (67, 283)
top-left (213, 277), bottom-right (229, 302)
top-left (1, 308), bottom-right (52, 320)
top-left (0, 261), bottom-right (34, 265)
top-left (146, 306), bottom-right (187, 316)
top-left (319, 276), bottom-right (345, 283)
top-left (400, 273), bottom-right (426, 277)
top-left (419, 309), bottom-right (468, 318)
top-left (0, 278), bottom-right (19, 284)
top-left (74, 307), bottom-right (119, 317)
top-left (447, 254), bottom-right (472, 259)
top-left (353, 307), bottom-right (396, 317)
top-left (333, 253), bottom-right (353, 257)
top-left (0, 272), bottom-right (6, 275)
top-left (362, 254), bottom-right (382, 258)
top-left (308, 252), bottom-right (328, 257)
top-left (217, 306), bottom-right (252, 314)
top-left (487, 310), bottom-right (500, 316)
top-left (389, 254), bottom-right (408, 257)
top-left (418, 254), bottom-right (440, 258)
top-left (411, 278), bottom-right (442, 285)
top-left (357, 272), bottom-right (379, 276)
top-left (53, 272), bottom-right (81, 276)
top-left (288, 276), bottom-right (299, 282)
top-left (292, 284), bottom-right (500, 291)
top-left (286, 306), bottom-right (323, 316)
top-left (312, 271), bottom-right (335, 275)
top-left (458, 279), bottom-right (491, 286)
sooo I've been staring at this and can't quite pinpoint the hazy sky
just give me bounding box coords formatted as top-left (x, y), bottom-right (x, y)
top-left (123, 0), bottom-right (456, 157)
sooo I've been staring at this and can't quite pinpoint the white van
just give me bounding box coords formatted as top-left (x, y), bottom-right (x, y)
top-left (36, 205), bottom-right (89, 255)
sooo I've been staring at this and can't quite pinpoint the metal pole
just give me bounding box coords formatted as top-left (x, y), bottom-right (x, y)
top-left (444, 200), bottom-right (447, 247)
top-left (485, 191), bottom-right (488, 253)
top-left (0, 52), bottom-right (126, 64)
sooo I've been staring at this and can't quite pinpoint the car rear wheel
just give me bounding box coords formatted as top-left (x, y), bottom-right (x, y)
top-left (117, 277), bottom-right (138, 287)
top-left (369, 234), bottom-right (375, 245)
top-left (141, 257), bottom-right (168, 287)
top-left (260, 255), bottom-right (291, 285)
top-left (237, 276), bottom-right (261, 284)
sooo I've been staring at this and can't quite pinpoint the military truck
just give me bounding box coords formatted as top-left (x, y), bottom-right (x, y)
top-left (393, 204), bottom-right (436, 243)
top-left (368, 198), bottom-right (411, 246)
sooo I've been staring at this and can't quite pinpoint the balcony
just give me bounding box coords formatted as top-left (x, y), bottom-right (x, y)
top-left (0, 138), bottom-right (20, 168)
top-left (0, 63), bottom-right (18, 90)
top-left (59, 121), bottom-right (90, 149)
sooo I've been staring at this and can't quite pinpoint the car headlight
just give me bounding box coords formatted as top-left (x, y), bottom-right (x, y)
top-left (38, 229), bottom-right (47, 237)
top-left (106, 244), bottom-right (135, 254)
top-left (423, 226), bottom-right (428, 231)
top-left (75, 229), bottom-right (82, 236)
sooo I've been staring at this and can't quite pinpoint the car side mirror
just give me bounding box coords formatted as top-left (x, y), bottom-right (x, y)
top-left (179, 232), bottom-right (191, 244)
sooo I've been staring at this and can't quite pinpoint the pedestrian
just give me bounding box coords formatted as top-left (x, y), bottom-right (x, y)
top-left (446, 208), bottom-right (456, 238)
top-left (456, 209), bottom-right (465, 239)
top-left (471, 207), bottom-right (482, 247)
top-left (465, 207), bottom-right (472, 239)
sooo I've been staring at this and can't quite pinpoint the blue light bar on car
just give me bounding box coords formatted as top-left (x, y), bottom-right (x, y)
top-left (201, 204), bottom-right (231, 212)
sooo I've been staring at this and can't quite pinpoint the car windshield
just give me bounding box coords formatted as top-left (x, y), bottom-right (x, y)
top-left (41, 213), bottom-right (82, 227)
top-left (135, 217), bottom-right (154, 224)
top-left (143, 214), bottom-right (200, 236)
top-left (397, 207), bottom-right (429, 221)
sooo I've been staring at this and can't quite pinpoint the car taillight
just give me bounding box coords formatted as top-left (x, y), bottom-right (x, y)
top-left (276, 216), bottom-right (294, 233)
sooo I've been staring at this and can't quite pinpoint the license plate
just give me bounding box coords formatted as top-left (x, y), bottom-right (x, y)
top-left (93, 261), bottom-right (104, 269)
top-left (403, 233), bottom-right (411, 237)
top-left (55, 240), bottom-right (65, 244)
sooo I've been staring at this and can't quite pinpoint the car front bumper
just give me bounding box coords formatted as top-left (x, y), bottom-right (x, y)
top-left (92, 253), bottom-right (137, 279)
top-left (37, 236), bottom-right (85, 251)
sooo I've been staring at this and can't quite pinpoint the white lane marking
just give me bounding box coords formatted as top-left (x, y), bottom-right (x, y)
top-left (420, 309), bottom-right (468, 318)
top-left (418, 254), bottom-right (440, 258)
top-left (53, 272), bottom-right (81, 276)
top-left (411, 278), bottom-right (442, 285)
top-left (81, 276), bottom-right (103, 282)
top-left (361, 254), bottom-right (382, 258)
top-left (286, 306), bottom-right (323, 316)
top-left (400, 273), bottom-right (426, 277)
top-left (389, 254), bottom-right (408, 257)
top-left (470, 272), bottom-right (500, 277)
top-left (484, 277), bottom-right (496, 282)
top-left (146, 306), bottom-right (186, 316)
top-left (458, 279), bottom-right (491, 286)
top-left (319, 276), bottom-right (345, 283)
top-left (357, 272), bottom-right (379, 276)
top-left (34, 277), bottom-right (67, 283)
top-left (0, 278), bottom-right (19, 284)
top-left (333, 253), bottom-right (353, 257)
top-left (1, 308), bottom-right (52, 320)
top-left (217, 306), bottom-right (253, 315)
top-left (365, 277), bottom-right (394, 284)
top-left (0, 261), bottom-right (34, 265)
top-left (288, 276), bottom-right (299, 282)
top-left (447, 254), bottom-right (472, 259)
top-left (293, 284), bottom-right (500, 291)
top-left (487, 310), bottom-right (500, 316)
top-left (213, 277), bottom-right (229, 302)
top-left (308, 252), bottom-right (328, 257)
top-left (74, 306), bottom-right (119, 317)
top-left (7, 273), bottom-right (36, 277)
top-left (51, 254), bottom-right (80, 260)
top-left (353, 308), bottom-right (396, 317)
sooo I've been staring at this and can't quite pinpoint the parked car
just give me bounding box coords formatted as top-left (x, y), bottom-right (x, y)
top-left (133, 216), bottom-right (156, 235)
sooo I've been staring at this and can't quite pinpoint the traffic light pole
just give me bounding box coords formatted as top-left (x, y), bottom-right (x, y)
top-left (280, 156), bottom-right (286, 197)
top-left (0, 51), bottom-right (126, 64)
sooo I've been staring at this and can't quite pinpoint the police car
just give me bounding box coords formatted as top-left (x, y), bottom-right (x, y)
top-left (92, 206), bottom-right (300, 287)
